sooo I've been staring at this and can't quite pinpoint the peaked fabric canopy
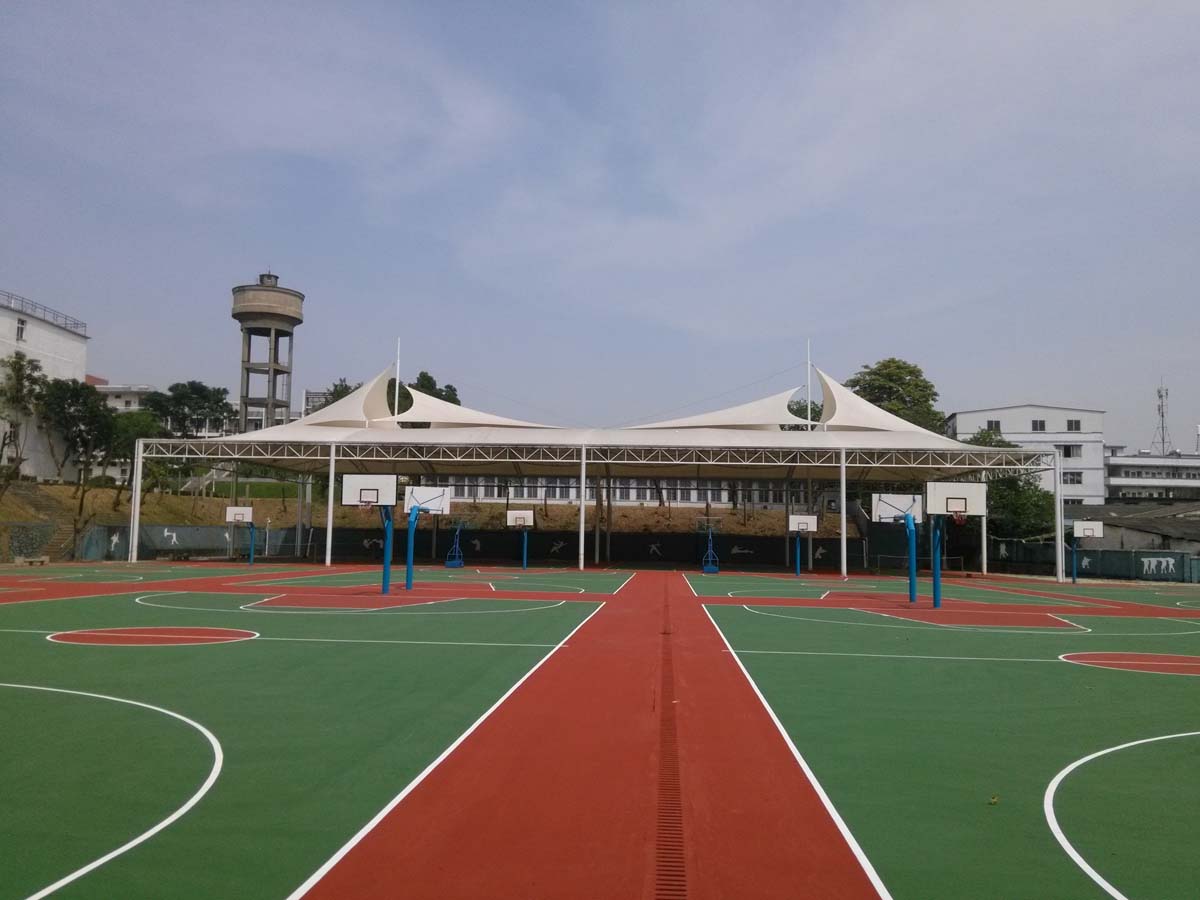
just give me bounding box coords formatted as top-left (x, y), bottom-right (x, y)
top-left (815, 368), bottom-right (939, 434)
top-left (629, 386), bottom-right (811, 430)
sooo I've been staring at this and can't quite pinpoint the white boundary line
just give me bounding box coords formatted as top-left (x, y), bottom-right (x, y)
top-left (1044, 730), bottom-right (1200, 900)
top-left (1, 682), bottom-right (222, 899)
top-left (285, 600), bottom-right (606, 899)
top-left (701, 605), bottom-right (892, 899)
top-left (681, 573), bottom-right (697, 597)
top-left (1058, 652), bottom-right (1200, 677)
top-left (46, 627), bottom-right (260, 647)
top-left (259, 636), bottom-right (560, 648)
top-left (612, 572), bottom-right (636, 594)
top-left (737, 648), bottom-right (1060, 663)
top-left (130, 592), bottom-right (572, 617)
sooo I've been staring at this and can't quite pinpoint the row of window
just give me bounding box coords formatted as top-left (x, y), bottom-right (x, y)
top-left (986, 418), bottom-right (1083, 433)
top-left (434, 476), bottom-right (806, 505)
top-left (1117, 469), bottom-right (1200, 480)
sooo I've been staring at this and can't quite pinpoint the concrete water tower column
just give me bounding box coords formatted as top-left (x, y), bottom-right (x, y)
top-left (231, 273), bottom-right (304, 432)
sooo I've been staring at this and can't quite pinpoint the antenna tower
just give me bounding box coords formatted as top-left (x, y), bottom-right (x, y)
top-left (1151, 380), bottom-right (1172, 455)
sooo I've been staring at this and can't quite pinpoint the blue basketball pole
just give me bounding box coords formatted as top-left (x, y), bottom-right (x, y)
top-left (931, 516), bottom-right (943, 609)
top-left (405, 506), bottom-right (422, 591)
top-left (247, 524), bottom-right (256, 566)
top-left (521, 529), bottom-right (528, 570)
top-left (794, 535), bottom-right (802, 577)
top-left (380, 506), bottom-right (394, 595)
top-left (904, 513), bottom-right (917, 604)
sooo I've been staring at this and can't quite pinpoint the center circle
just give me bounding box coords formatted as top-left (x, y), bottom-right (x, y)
top-left (48, 627), bottom-right (258, 647)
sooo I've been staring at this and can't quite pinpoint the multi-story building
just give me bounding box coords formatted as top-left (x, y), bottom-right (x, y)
top-left (0, 289), bottom-right (89, 480)
top-left (1105, 446), bottom-right (1200, 501)
top-left (945, 404), bottom-right (1106, 505)
top-left (94, 382), bottom-right (157, 413)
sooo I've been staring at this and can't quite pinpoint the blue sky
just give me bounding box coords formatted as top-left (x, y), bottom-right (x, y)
top-left (2, 1), bottom-right (1197, 445)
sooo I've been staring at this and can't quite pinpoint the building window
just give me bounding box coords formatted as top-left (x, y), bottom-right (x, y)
top-left (15, 318), bottom-right (26, 342)
top-left (985, 419), bottom-right (1001, 432)
top-left (1062, 471), bottom-right (1083, 485)
top-left (1031, 419), bottom-right (1046, 432)
top-left (1064, 498), bottom-right (1084, 506)
top-left (1066, 419), bottom-right (1081, 432)
top-left (124, 400), bottom-right (132, 409)
top-left (1060, 444), bottom-right (1082, 459)
top-left (616, 479), bottom-right (630, 501)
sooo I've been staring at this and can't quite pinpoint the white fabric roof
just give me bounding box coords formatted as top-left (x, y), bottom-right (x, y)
top-left (629, 386), bottom-right (811, 430)
top-left (232, 365), bottom-right (970, 452)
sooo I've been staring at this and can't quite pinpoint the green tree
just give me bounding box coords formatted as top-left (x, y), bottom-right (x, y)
top-left (34, 379), bottom-right (116, 484)
top-left (385, 371), bottom-right (463, 424)
top-left (144, 381), bottom-right (235, 437)
top-left (844, 358), bottom-right (944, 432)
top-left (109, 410), bottom-right (163, 510)
top-left (962, 428), bottom-right (1055, 538)
top-left (0, 352), bottom-right (47, 500)
top-left (314, 377), bottom-right (362, 411)
top-left (784, 398), bottom-right (823, 431)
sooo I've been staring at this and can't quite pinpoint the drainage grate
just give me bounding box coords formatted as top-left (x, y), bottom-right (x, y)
top-left (655, 632), bottom-right (687, 899)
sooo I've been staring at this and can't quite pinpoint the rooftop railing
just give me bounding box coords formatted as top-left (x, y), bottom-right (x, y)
top-left (0, 290), bottom-right (88, 335)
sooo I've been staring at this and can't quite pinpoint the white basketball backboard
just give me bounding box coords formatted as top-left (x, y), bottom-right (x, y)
top-left (872, 493), bottom-right (924, 524)
top-left (926, 482), bottom-right (987, 517)
top-left (788, 514), bottom-right (818, 533)
top-left (225, 506), bottom-right (254, 524)
top-left (507, 509), bottom-right (535, 528)
top-left (341, 475), bottom-right (398, 508)
top-left (1073, 521), bottom-right (1104, 539)
top-left (403, 485), bottom-right (450, 515)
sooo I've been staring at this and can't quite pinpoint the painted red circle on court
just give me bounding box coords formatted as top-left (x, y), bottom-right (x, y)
top-left (48, 627), bottom-right (257, 646)
top-left (1062, 652), bottom-right (1200, 677)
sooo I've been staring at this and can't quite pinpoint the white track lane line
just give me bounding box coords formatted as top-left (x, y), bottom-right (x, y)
top-left (1044, 731), bottom-right (1200, 900)
top-left (2, 682), bottom-right (221, 900)
top-left (285, 602), bottom-right (606, 899)
top-left (701, 605), bottom-right (893, 899)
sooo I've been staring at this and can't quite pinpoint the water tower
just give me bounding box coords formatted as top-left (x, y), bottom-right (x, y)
top-left (231, 273), bottom-right (304, 432)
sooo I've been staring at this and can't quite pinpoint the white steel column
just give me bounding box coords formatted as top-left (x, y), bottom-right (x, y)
top-left (324, 444), bottom-right (337, 567)
top-left (1054, 450), bottom-right (1065, 583)
top-left (578, 445), bottom-right (587, 571)
top-left (127, 439), bottom-right (145, 562)
top-left (839, 448), bottom-right (847, 578)
top-left (981, 514), bottom-right (989, 575)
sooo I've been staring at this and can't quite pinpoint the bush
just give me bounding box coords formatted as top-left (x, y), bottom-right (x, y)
top-left (87, 475), bottom-right (118, 488)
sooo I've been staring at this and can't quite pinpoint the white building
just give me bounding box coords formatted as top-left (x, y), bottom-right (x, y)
top-left (0, 290), bottom-right (89, 480)
top-left (95, 383), bottom-right (156, 413)
top-left (1105, 447), bottom-right (1200, 501)
top-left (946, 404), bottom-right (1106, 506)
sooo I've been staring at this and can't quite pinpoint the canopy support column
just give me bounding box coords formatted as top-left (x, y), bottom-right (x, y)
top-left (1054, 450), bottom-right (1065, 583)
top-left (578, 445), bottom-right (587, 571)
top-left (839, 449), bottom-right (847, 578)
top-left (128, 439), bottom-right (145, 562)
top-left (325, 444), bottom-right (337, 567)
top-left (981, 513), bottom-right (988, 575)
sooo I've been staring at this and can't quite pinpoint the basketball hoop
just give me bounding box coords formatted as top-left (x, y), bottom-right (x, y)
top-left (952, 512), bottom-right (967, 527)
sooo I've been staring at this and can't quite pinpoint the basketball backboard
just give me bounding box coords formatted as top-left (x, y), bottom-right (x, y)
top-left (1073, 521), bottom-right (1104, 539)
top-left (403, 485), bottom-right (450, 515)
top-left (788, 514), bottom-right (818, 533)
top-left (507, 510), bottom-right (534, 528)
top-left (342, 475), bottom-right (398, 508)
top-left (926, 482), bottom-right (987, 517)
top-left (872, 493), bottom-right (924, 524)
top-left (225, 506), bottom-right (254, 524)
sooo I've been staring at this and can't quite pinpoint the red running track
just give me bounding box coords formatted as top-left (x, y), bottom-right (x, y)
top-left (299, 571), bottom-right (882, 899)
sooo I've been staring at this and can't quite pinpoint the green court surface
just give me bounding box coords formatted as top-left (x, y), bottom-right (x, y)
top-left (685, 573), bottom-right (1108, 606)
top-left (0, 588), bottom-right (599, 899)
top-left (705, 602), bottom-right (1200, 899)
top-left (246, 567), bottom-right (635, 594)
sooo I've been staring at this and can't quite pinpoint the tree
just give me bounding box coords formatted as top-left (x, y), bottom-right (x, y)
top-left (784, 398), bottom-right (823, 431)
top-left (144, 381), bottom-right (235, 438)
top-left (385, 371), bottom-right (463, 424)
top-left (34, 379), bottom-right (116, 486)
top-left (109, 411), bottom-right (162, 510)
top-left (314, 377), bottom-right (362, 411)
top-left (844, 358), bottom-right (945, 432)
top-left (962, 428), bottom-right (1055, 538)
top-left (0, 352), bottom-right (46, 500)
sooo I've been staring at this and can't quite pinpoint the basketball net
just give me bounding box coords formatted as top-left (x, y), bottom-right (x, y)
top-left (952, 512), bottom-right (967, 526)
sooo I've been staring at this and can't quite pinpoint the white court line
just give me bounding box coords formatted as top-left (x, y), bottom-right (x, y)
top-left (613, 572), bottom-right (637, 594)
top-left (865, 609), bottom-right (1092, 635)
top-left (2, 682), bottom-right (221, 900)
top-left (682, 573), bottom-right (697, 597)
top-left (240, 595), bottom-right (460, 613)
top-left (737, 648), bottom-right (1060, 663)
top-left (46, 627), bottom-right (260, 647)
top-left (133, 592), bottom-right (570, 616)
top-left (285, 601), bottom-right (606, 899)
top-left (1044, 731), bottom-right (1200, 900)
top-left (1058, 653), bottom-right (1200, 677)
top-left (259, 636), bottom-right (559, 648)
top-left (701, 605), bottom-right (892, 900)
